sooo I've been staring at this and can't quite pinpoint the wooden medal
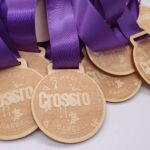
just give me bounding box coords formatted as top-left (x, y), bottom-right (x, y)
top-left (82, 58), bottom-right (142, 103)
top-left (86, 45), bottom-right (135, 76)
top-left (131, 31), bottom-right (150, 85)
top-left (138, 5), bottom-right (150, 31)
top-left (19, 48), bottom-right (50, 76)
top-left (32, 70), bottom-right (106, 143)
top-left (0, 59), bottom-right (42, 140)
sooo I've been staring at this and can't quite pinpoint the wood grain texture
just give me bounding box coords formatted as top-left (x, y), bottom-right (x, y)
top-left (138, 5), bottom-right (150, 31)
top-left (86, 45), bottom-right (135, 76)
top-left (82, 58), bottom-right (142, 103)
top-left (0, 64), bottom-right (42, 140)
top-left (132, 35), bottom-right (150, 84)
top-left (32, 70), bottom-right (106, 143)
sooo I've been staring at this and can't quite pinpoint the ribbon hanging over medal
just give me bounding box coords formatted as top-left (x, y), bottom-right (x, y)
top-left (0, 0), bottom-right (149, 144)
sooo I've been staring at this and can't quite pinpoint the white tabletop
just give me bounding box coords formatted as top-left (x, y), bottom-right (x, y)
top-left (1, 0), bottom-right (150, 150)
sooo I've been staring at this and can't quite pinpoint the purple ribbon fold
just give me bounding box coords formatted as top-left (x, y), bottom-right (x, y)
top-left (94, 0), bottom-right (142, 39)
top-left (94, 0), bottom-right (127, 23)
top-left (71, 0), bottom-right (127, 51)
top-left (46, 0), bottom-right (129, 68)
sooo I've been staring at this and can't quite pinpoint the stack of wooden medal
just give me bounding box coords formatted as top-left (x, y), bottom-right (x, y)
top-left (22, 4), bottom-right (150, 143)
top-left (0, 2), bottom-right (150, 144)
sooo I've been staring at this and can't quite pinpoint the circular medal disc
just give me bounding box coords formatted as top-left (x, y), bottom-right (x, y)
top-left (138, 5), bottom-right (150, 31)
top-left (133, 38), bottom-right (150, 84)
top-left (19, 51), bottom-right (49, 76)
top-left (82, 58), bottom-right (142, 103)
top-left (0, 66), bottom-right (42, 140)
top-left (86, 45), bottom-right (135, 76)
top-left (32, 70), bottom-right (106, 143)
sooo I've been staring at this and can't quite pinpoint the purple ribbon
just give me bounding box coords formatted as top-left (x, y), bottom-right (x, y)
top-left (0, 0), bottom-right (141, 70)
top-left (93, 0), bottom-right (127, 23)
top-left (0, 17), bottom-right (20, 70)
top-left (93, 0), bottom-right (139, 22)
top-left (46, 0), bottom-right (80, 69)
top-left (127, 0), bottom-right (139, 19)
top-left (46, 0), bottom-right (129, 69)
top-left (117, 1), bottom-right (142, 39)
top-left (117, 8), bottom-right (142, 39)
top-left (0, 0), bottom-right (39, 70)
top-left (94, 0), bottom-right (142, 39)
top-left (1, 0), bottom-right (38, 52)
top-left (71, 0), bottom-right (127, 51)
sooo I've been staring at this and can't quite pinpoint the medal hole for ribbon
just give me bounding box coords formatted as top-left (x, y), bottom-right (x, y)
top-left (130, 30), bottom-right (150, 46)
top-left (17, 58), bottom-right (28, 68)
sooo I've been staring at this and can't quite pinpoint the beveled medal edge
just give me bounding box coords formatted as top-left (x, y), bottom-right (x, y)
top-left (0, 125), bottom-right (38, 141)
top-left (133, 44), bottom-right (150, 85)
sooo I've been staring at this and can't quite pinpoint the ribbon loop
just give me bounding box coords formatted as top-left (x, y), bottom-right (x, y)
top-left (46, 0), bottom-right (80, 69)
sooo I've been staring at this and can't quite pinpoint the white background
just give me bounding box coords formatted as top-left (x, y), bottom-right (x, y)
top-left (1, 0), bottom-right (150, 150)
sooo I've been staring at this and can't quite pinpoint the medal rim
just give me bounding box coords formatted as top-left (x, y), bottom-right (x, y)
top-left (133, 41), bottom-right (150, 85)
top-left (138, 5), bottom-right (150, 30)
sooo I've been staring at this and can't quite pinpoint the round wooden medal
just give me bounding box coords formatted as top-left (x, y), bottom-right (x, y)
top-left (86, 45), bottom-right (135, 76)
top-left (0, 60), bottom-right (42, 140)
top-left (19, 48), bottom-right (49, 76)
top-left (138, 5), bottom-right (150, 31)
top-left (132, 36), bottom-right (150, 84)
top-left (32, 70), bottom-right (106, 143)
top-left (82, 58), bottom-right (142, 103)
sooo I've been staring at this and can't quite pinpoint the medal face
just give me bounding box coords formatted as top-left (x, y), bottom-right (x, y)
top-left (82, 58), bottom-right (142, 103)
top-left (32, 70), bottom-right (106, 143)
top-left (0, 66), bottom-right (42, 140)
top-left (19, 51), bottom-right (49, 76)
top-left (86, 45), bottom-right (135, 76)
top-left (133, 38), bottom-right (150, 84)
top-left (138, 5), bottom-right (150, 31)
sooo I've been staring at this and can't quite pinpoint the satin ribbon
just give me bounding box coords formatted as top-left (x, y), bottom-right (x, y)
top-left (93, 0), bottom-right (127, 23)
top-left (117, 0), bottom-right (142, 39)
top-left (70, 0), bottom-right (127, 52)
top-left (0, 0), bottom-right (38, 70)
top-left (117, 8), bottom-right (142, 39)
top-left (46, 0), bottom-right (80, 69)
top-left (1, 0), bottom-right (38, 52)
top-left (0, 17), bottom-right (20, 70)
top-left (46, 0), bottom-right (129, 69)
top-left (0, 0), bottom-right (140, 69)
top-left (94, 0), bottom-right (142, 39)
top-left (93, 0), bottom-right (139, 23)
